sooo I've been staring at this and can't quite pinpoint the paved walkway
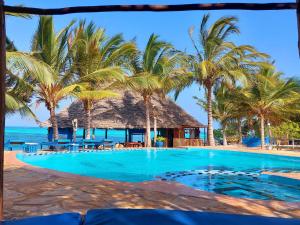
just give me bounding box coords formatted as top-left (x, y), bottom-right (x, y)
top-left (4, 150), bottom-right (300, 219)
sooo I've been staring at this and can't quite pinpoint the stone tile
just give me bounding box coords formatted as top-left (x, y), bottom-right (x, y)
top-left (3, 151), bottom-right (300, 220)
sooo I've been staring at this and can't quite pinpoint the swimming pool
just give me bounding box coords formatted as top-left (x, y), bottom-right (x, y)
top-left (17, 149), bottom-right (300, 201)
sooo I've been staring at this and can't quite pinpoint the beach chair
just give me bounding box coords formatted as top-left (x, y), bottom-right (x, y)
top-left (68, 143), bottom-right (80, 151)
top-left (81, 139), bottom-right (96, 150)
top-left (5, 140), bottom-right (25, 151)
top-left (40, 139), bottom-right (71, 150)
top-left (99, 139), bottom-right (114, 149)
top-left (23, 143), bottom-right (39, 153)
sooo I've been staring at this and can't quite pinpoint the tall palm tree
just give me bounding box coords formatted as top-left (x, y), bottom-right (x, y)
top-left (127, 34), bottom-right (184, 147)
top-left (175, 14), bottom-right (267, 146)
top-left (30, 16), bottom-right (79, 140)
top-left (194, 84), bottom-right (236, 145)
top-left (236, 65), bottom-right (300, 149)
top-left (68, 21), bottom-right (136, 139)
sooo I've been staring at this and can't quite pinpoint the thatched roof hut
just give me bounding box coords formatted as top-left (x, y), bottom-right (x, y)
top-left (40, 90), bottom-right (206, 129)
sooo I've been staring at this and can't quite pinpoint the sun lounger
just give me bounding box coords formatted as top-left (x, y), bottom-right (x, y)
top-left (22, 143), bottom-right (39, 153)
top-left (80, 139), bottom-right (96, 150)
top-left (99, 139), bottom-right (114, 149)
top-left (40, 139), bottom-right (71, 150)
top-left (4, 140), bottom-right (25, 151)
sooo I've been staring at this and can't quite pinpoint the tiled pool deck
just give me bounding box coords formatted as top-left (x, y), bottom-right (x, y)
top-left (4, 148), bottom-right (300, 220)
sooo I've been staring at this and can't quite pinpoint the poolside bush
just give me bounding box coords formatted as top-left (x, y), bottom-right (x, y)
top-left (271, 122), bottom-right (300, 140)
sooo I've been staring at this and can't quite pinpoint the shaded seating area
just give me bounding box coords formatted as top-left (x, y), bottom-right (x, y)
top-left (3, 209), bottom-right (300, 225)
top-left (4, 139), bottom-right (115, 153)
top-left (80, 139), bottom-right (96, 150)
top-left (100, 139), bottom-right (114, 149)
top-left (40, 139), bottom-right (72, 150)
top-left (80, 139), bottom-right (114, 150)
top-left (5, 141), bottom-right (39, 153)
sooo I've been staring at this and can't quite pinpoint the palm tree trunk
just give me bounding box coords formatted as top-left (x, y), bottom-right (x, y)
top-left (206, 84), bottom-right (215, 146)
top-left (85, 108), bottom-right (91, 139)
top-left (50, 106), bottom-right (59, 141)
top-left (84, 100), bottom-right (91, 140)
top-left (144, 96), bottom-right (151, 147)
top-left (260, 114), bottom-right (265, 149)
top-left (153, 116), bottom-right (157, 147)
top-left (223, 124), bottom-right (227, 146)
top-left (238, 118), bottom-right (243, 144)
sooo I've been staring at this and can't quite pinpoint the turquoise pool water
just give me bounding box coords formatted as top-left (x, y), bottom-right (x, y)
top-left (17, 149), bottom-right (300, 201)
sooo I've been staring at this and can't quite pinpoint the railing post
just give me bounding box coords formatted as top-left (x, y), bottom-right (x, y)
top-left (0, 0), bottom-right (5, 220)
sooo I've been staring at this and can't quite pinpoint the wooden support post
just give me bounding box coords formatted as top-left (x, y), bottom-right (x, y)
top-left (0, 0), bottom-right (5, 220)
top-left (125, 129), bottom-right (128, 143)
top-left (3, 3), bottom-right (297, 15)
top-left (297, 0), bottom-right (300, 56)
top-left (105, 129), bottom-right (108, 139)
top-left (153, 117), bottom-right (157, 147)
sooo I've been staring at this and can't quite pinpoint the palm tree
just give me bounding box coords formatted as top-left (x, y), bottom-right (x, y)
top-left (68, 21), bottom-right (136, 139)
top-left (5, 64), bottom-right (34, 117)
top-left (29, 16), bottom-right (79, 140)
top-left (175, 14), bottom-right (267, 146)
top-left (194, 84), bottom-right (236, 145)
top-left (5, 9), bottom-right (33, 116)
top-left (236, 65), bottom-right (300, 149)
top-left (126, 34), bottom-right (184, 147)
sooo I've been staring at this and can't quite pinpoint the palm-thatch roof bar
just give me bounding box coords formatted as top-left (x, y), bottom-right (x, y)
top-left (40, 91), bottom-right (206, 129)
top-left (4, 3), bottom-right (296, 15)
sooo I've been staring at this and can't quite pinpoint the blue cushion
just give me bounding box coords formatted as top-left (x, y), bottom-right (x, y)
top-left (84, 209), bottom-right (300, 225)
top-left (2, 213), bottom-right (82, 225)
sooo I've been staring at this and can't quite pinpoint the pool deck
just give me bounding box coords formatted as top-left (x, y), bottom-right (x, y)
top-left (4, 147), bottom-right (300, 220)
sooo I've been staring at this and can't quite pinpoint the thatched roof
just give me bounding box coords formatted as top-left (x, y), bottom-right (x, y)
top-left (40, 90), bottom-right (206, 129)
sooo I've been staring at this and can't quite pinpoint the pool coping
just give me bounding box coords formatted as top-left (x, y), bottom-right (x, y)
top-left (5, 149), bottom-right (300, 219)
top-left (10, 150), bottom-right (300, 200)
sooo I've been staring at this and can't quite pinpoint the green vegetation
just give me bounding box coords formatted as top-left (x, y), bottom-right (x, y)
top-left (125, 34), bottom-right (183, 147)
top-left (271, 122), bottom-right (300, 141)
top-left (6, 14), bottom-right (300, 147)
top-left (156, 136), bottom-right (166, 142)
top-left (175, 14), bottom-right (267, 146)
top-left (68, 20), bottom-right (135, 139)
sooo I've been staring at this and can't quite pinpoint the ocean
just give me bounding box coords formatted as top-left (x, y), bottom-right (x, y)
top-left (4, 127), bottom-right (206, 148)
top-left (5, 127), bottom-right (127, 143)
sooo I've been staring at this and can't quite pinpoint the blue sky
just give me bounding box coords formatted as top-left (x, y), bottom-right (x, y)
top-left (5, 0), bottom-right (300, 127)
